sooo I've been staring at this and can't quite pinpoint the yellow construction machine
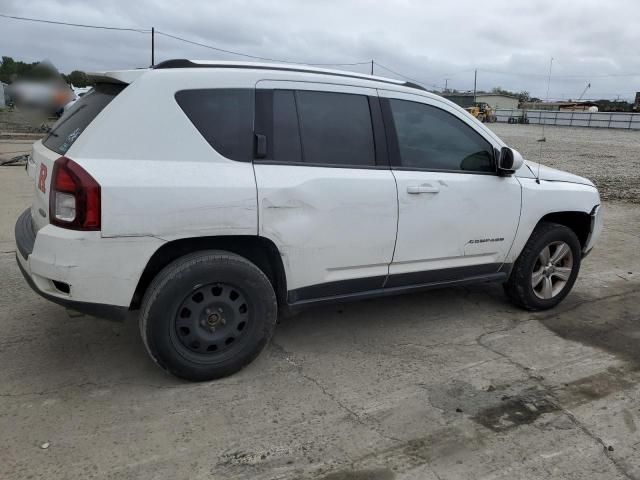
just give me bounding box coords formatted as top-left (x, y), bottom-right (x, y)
top-left (465, 102), bottom-right (497, 123)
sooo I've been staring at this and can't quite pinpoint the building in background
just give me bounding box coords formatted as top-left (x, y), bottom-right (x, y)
top-left (0, 82), bottom-right (6, 107)
top-left (520, 101), bottom-right (599, 112)
top-left (441, 92), bottom-right (519, 110)
top-left (634, 92), bottom-right (640, 111)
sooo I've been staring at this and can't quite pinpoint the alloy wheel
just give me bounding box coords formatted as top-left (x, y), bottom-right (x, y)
top-left (531, 241), bottom-right (574, 300)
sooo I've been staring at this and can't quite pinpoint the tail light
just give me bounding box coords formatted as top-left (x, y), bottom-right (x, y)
top-left (49, 157), bottom-right (101, 230)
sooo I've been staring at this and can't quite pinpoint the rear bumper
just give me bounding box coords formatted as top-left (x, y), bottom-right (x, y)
top-left (16, 252), bottom-right (129, 321)
top-left (15, 208), bottom-right (36, 261)
top-left (14, 208), bottom-right (165, 318)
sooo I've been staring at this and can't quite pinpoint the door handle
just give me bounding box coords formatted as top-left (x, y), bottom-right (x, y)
top-left (407, 183), bottom-right (440, 194)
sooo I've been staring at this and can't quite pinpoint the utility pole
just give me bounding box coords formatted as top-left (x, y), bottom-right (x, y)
top-left (473, 69), bottom-right (477, 104)
top-left (371, 60), bottom-right (374, 75)
top-left (151, 27), bottom-right (155, 67)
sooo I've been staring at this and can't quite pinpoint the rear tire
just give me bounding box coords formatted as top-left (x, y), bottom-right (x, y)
top-left (504, 222), bottom-right (581, 311)
top-left (139, 250), bottom-right (277, 381)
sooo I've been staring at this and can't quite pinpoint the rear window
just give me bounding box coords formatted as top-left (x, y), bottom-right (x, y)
top-left (175, 89), bottom-right (254, 162)
top-left (43, 83), bottom-right (125, 155)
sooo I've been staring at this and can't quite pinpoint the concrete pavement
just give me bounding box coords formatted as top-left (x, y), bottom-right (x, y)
top-left (1, 166), bottom-right (639, 479)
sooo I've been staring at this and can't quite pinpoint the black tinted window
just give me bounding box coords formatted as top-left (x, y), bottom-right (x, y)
top-left (273, 90), bottom-right (302, 163)
top-left (176, 89), bottom-right (253, 162)
top-left (296, 91), bottom-right (375, 166)
top-left (389, 99), bottom-right (494, 172)
top-left (43, 84), bottom-right (124, 155)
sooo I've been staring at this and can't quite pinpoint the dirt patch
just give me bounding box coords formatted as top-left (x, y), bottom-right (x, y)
top-left (556, 367), bottom-right (637, 406)
top-left (319, 468), bottom-right (395, 480)
top-left (541, 290), bottom-right (640, 368)
top-left (472, 394), bottom-right (559, 432)
top-left (427, 380), bottom-right (560, 433)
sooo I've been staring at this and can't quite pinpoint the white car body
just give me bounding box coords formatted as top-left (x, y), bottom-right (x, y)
top-left (16, 60), bottom-right (602, 319)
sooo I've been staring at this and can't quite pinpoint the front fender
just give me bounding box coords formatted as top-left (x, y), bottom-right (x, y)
top-left (506, 178), bottom-right (601, 263)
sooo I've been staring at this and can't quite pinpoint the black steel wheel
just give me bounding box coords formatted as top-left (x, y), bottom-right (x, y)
top-left (140, 250), bottom-right (277, 381)
top-left (173, 283), bottom-right (251, 359)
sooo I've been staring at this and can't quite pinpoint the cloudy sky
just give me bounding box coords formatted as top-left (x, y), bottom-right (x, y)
top-left (2, 0), bottom-right (639, 100)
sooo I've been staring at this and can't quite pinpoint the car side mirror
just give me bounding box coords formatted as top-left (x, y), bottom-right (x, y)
top-left (497, 147), bottom-right (524, 175)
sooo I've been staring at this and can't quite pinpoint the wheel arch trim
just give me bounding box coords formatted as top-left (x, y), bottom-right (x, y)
top-left (130, 235), bottom-right (287, 310)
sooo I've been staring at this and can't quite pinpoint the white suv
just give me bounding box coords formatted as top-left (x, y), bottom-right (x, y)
top-left (15, 60), bottom-right (603, 380)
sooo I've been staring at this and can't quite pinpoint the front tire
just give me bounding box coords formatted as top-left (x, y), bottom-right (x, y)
top-left (504, 222), bottom-right (581, 311)
top-left (140, 251), bottom-right (277, 381)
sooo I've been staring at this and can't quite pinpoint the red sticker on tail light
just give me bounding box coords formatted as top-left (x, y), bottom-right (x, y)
top-left (38, 164), bottom-right (47, 193)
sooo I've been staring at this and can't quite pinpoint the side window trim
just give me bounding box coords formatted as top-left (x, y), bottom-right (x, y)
top-left (292, 91), bottom-right (307, 162)
top-left (368, 95), bottom-right (390, 167)
top-left (254, 89), bottom-right (273, 159)
top-left (253, 88), bottom-right (390, 169)
top-left (380, 96), bottom-right (498, 175)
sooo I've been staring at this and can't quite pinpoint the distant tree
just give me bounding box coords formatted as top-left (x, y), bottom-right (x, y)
top-left (26, 60), bottom-right (60, 81)
top-left (0, 56), bottom-right (16, 81)
top-left (67, 70), bottom-right (91, 87)
top-left (0, 56), bottom-right (92, 87)
top-left (0, 56), bottom-right (59, 83)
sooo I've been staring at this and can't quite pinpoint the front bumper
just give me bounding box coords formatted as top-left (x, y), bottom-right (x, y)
top-left (582, 204), bottom-right (603, 257)
top-left (14, 208), bottom-right (164, 320)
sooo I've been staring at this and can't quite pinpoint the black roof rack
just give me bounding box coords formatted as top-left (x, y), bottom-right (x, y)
top-left (153, 59), bottom-right (427, 92)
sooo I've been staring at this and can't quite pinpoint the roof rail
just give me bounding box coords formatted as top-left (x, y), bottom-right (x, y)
top-left (153, 59), bottom-right (427, 92)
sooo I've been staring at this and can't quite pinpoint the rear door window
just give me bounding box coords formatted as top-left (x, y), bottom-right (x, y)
top-left (175, 89), bottom-right (254, 162)
top-left (43, 83), bottom-right (124, 155)
top-left (295, 90), bottom-right (375, 167)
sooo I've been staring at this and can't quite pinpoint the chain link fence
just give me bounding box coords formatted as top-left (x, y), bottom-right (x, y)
top-left (495, 109), bottom-right (640, 130)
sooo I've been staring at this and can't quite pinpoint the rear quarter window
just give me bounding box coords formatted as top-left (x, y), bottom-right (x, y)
top-left (43, 83), bottom-right (125, 155)
top-left (175, 89), bottom-right (254, 162)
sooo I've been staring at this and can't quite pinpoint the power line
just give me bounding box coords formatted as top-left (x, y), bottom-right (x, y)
top-left (441, 67), bottom-right (476, 78)
top-left (156, 31), bottom-right (297, 63)
top-left (478, 67), bottom-right (640, 79)
top-left (0, 13), bottom-right (373, 67)
top-left (156, 31), bottom-right (371, 66)
top-left (372, 61), bottom-right (436, 88)
top-left (5, 12), bottom-right (636, 95)
top-left (0, 13), bottom-right (150, 33)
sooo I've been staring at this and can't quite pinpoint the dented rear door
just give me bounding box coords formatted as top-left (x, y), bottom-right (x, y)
top-left (253, 80), bottom-right (397, 302)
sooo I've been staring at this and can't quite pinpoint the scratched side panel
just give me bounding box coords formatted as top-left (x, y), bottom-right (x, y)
top-left (254, 164), bottom-right (398, 291)
top-left (91, 159), bottom-right (257, 239)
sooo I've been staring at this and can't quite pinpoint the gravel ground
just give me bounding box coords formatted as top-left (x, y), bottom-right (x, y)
top-left (0, 110), bottom-right (53, 135)
top-left (489, 123), bottom-right (640, 203)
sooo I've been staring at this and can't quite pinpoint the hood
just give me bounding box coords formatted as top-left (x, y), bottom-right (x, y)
top-left (519, 160), bottom-right (595, 187)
